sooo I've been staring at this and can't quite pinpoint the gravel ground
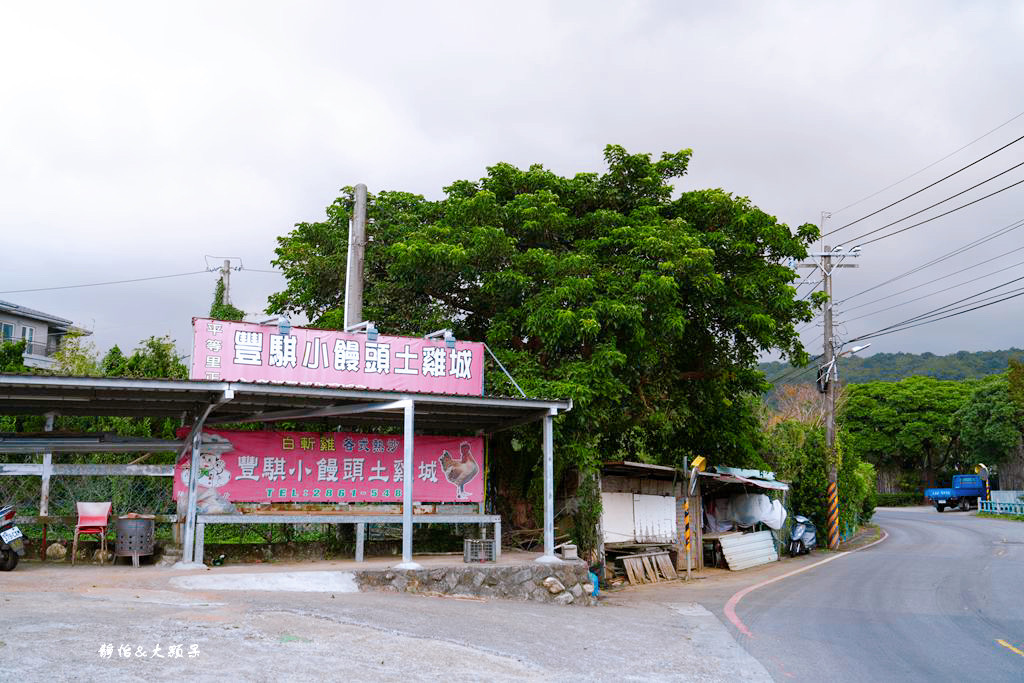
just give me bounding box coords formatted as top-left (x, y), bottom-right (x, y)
top-left (0, 560), bottom-right (770, 682)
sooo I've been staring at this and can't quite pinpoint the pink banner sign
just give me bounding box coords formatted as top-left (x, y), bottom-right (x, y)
top-left (173, 429), bottom-right (484, 509)
top-left (191, 317), bottom-right (484, 396)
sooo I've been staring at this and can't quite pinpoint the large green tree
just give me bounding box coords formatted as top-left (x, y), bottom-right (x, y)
top-left (268, 146), bottom-right (819, 530)
top-left (841, 377), bottom-right (975, 490)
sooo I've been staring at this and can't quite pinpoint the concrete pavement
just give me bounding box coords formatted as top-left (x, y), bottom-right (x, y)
top-left (0, 555), bottom-right (770, 682)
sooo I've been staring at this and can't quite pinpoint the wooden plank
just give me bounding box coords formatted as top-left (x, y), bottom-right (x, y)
top-left (642, 556), bottom-right (658, 582)
top-left (658, 554), bottom-right (678, 579)
top-left (622, 557), bottom-right (639, 585)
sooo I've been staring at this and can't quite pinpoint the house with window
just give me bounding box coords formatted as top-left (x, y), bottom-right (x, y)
top-left (0, 300), bottom-right (88, 370)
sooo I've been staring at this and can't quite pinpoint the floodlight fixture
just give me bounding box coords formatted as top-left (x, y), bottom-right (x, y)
top-left (345, 320), bottom-right (379, 342)
top-left (425, 328), bottom-right (457, 349)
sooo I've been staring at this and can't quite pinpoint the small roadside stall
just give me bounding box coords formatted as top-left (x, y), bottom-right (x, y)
top-left (698, 466), bottom-right (789, 571)
top-left (568, 461), bottom-right (699, 585)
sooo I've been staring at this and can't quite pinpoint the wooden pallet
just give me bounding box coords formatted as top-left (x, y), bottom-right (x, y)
top-left (618, 551), bottom-right (678, 585)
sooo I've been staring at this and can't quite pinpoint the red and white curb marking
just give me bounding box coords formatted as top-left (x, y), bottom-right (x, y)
top-left (723, 529), bottom-right (889, 638)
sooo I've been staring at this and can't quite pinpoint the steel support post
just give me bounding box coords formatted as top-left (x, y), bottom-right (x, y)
top-left (536, 410), bottom-right (561, 564)
top-left (396, 400), bottom-right (421, 569)
top-left (355, 522), bottom-right (365, 563)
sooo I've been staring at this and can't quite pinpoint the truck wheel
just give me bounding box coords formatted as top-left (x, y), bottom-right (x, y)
top-left (936, 503), bottom-right (945, 512)
top-left (960, 498), bottom-right (970, 511)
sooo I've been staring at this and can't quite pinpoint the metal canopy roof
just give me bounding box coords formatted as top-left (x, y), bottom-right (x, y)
top-left (601, 461), bottom-right (683, 481)
top-left (0, 374), bottom-right (572, 433)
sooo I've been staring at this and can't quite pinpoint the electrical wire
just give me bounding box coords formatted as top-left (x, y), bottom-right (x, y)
top-left (241, 268), bottom-right (281, 274)
top-left (830, 108), bottom-right (1024, 216)
top-left (824, 131), bottom-right (1024, 236)
top-left (0, 270), bottom-right (212, 295)
top-left (837, 216), bottom-right (1024, 304)
top-left (842, 258), bottom-right (1024, 323)
top-left (848, 288), bottom-right (1024, 343)
top-left (848, 273), bottom-right (1024, 341)
top-left (842, 165), bottom-right (1024, 247)
top-left (764, 354), bottom-right (824, 385)
top-left (842, 247), bottom-right (1024, 314)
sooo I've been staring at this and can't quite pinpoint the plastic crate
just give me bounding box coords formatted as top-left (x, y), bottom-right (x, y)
top-left (463, 538), bottom-right (496, 563)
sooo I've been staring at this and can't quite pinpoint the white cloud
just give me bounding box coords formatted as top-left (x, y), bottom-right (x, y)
top-left (1, 0), bottom-right (1022, 360)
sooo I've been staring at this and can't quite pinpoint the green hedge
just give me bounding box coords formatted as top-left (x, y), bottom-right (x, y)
top-left (875, 493), bottom-right (921, 507)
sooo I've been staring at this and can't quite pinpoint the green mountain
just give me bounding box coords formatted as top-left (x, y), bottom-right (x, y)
top-left (761, 348), bottom-right (1024, 385)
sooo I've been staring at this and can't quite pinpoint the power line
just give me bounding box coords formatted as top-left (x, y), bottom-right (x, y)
top-left (849, 273), bottom-right (1024, 340)
top-left (824, 131), bottom-right (1024, 236)
top-left (842, 258), bottom-right (1024, 323)
top-left (842, 164), bottom-right (1024, 247)
top-left (0, 270), bottom-right (212, 295)
top-left (849, 288), bottom-right (1024, 344)
top-left (241, 268), bottom-right (281, 274)
top-left (837, 215), bottom-right (1024, 304)
top-left (842, 247), bottom-right (1024, 314)
top-left (830, 108), bottom-right (1024, 216)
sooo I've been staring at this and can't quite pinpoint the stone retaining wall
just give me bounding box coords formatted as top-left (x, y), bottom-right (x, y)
top-left (355, 561), bottom-right (596, 606)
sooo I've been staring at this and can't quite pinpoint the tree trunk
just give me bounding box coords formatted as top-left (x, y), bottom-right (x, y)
top-left (997, 436), bottom-right (1024, 491)
top-left (875, 465), bottom-right (902, 494)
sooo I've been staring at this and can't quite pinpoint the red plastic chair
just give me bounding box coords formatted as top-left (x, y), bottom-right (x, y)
top-left (72, 502), bottom-right (112, 565)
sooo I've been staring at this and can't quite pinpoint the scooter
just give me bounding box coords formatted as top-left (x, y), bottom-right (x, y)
top-left (0, 505), bottom-right (25, 570)
top-left (788, 515), bottom-right (817, 557)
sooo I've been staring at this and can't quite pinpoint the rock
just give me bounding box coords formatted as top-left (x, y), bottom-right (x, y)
top-left (542, 576), bottom-right (565, 594)
top-left (582, 583), bottom-right (594, 596)
top-left (46, 543), bottom-right (67, 560)
top-left (484, 572), bottom-right (500, 586)
top-left (429, 568), bottom-right (445, 581)
top-left (570, 583), bottom-right (583, 598)
top-left (553, 592), bottom-right (575, 605)
top-left (392, 574), bottom-right (409, 591)
top-left (445, 571), bottom-right (459, 590)
top-left (93, 549), bottom-right (114, 563)
top-left (512, 568), bottom-right (533, 584)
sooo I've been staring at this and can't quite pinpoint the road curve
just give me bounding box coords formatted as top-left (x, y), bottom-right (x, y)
top-left (732, 507), bottom-right (1024, 681)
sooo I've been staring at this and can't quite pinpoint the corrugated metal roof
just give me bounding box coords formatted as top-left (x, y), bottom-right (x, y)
top-left (0, 374), bottom-right (571, 433)
top-left (718, 530), bottom-right (778, 570)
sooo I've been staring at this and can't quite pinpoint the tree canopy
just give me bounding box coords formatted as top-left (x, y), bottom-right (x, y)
top-left (840, 377), bottom-right (976, 488)
top-left (269, 146), bottom-right (818, 487)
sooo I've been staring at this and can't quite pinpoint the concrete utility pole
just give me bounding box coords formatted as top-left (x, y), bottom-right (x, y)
top-left (221, 260), bottom-right (232, 306)
top-left (344, 184), bottom-right (368, 329)
top-left (800, 242), bottom-right (860, 550)
top-left (821, 246), bottom-right (840, 551)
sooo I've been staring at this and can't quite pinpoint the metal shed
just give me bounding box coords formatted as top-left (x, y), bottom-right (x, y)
top-left (0, 374), bottom-right (572, 567)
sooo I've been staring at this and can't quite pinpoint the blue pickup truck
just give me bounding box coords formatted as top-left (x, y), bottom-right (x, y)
top-left (924, 474), bottom-right (986, 512)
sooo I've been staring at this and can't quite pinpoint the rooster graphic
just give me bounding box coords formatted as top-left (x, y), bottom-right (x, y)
top-left (438, 441), bottom-right (480, 500)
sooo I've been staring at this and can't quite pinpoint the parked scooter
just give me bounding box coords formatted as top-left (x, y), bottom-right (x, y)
top-left (0, 505), bottom-right (25, 570)
top-left (788, 515), bottom-right (817, 556)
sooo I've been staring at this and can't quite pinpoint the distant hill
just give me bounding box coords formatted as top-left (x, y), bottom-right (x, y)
top-left (761, 348), bottom-right (1024, 385)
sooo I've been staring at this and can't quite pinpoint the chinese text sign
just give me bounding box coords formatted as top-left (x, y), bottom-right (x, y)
top-left (191, 317), bottom-right (484, 396)
top-left (173, 429), bottom-right (484, 504)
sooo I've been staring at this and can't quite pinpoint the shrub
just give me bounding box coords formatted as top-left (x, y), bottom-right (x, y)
top-left (875, 492), bottom-right (921, 507)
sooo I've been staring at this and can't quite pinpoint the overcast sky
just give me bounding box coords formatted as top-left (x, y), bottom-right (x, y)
top-left (3, 1), bottom-right (1024, 368)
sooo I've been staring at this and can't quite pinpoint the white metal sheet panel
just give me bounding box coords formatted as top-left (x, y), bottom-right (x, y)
top-left (718, 530), bottom-right (778, 571)
top-left (601, 492), bottom-right (637, 544)
top-left (633, 494), bottom-right (677, 544)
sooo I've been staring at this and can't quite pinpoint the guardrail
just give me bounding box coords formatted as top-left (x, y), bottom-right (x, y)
top-left (979, 501), bottom-right (1024, 515)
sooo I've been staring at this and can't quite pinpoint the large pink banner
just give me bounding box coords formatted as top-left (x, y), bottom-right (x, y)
top-left (191, 317), bottom-right (484, 396)
top-left (173, 429), bottom-right (484, 509)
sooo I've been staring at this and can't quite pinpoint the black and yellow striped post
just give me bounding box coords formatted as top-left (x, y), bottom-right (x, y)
top-left (827, 481), bottom-right (840, 550)
top-left (684, 498), bottom-right (691, 580)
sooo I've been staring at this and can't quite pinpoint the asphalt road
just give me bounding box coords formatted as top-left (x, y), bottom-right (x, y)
top-left (731, 507), bottom-right (1024, 681)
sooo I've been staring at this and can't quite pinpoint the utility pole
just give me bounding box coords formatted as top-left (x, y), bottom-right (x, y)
top-left (821, 246), bottom-right (840, 551)
top-left (221, 259), bottom-right (232, 306)
top-left (344, 184), bottom-right (368, 329)
top-left (799, 243), bottom-right (860, 550)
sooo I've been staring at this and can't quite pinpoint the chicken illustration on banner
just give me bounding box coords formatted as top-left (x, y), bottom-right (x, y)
top-left (439, 441), bottom-right (480, 500)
